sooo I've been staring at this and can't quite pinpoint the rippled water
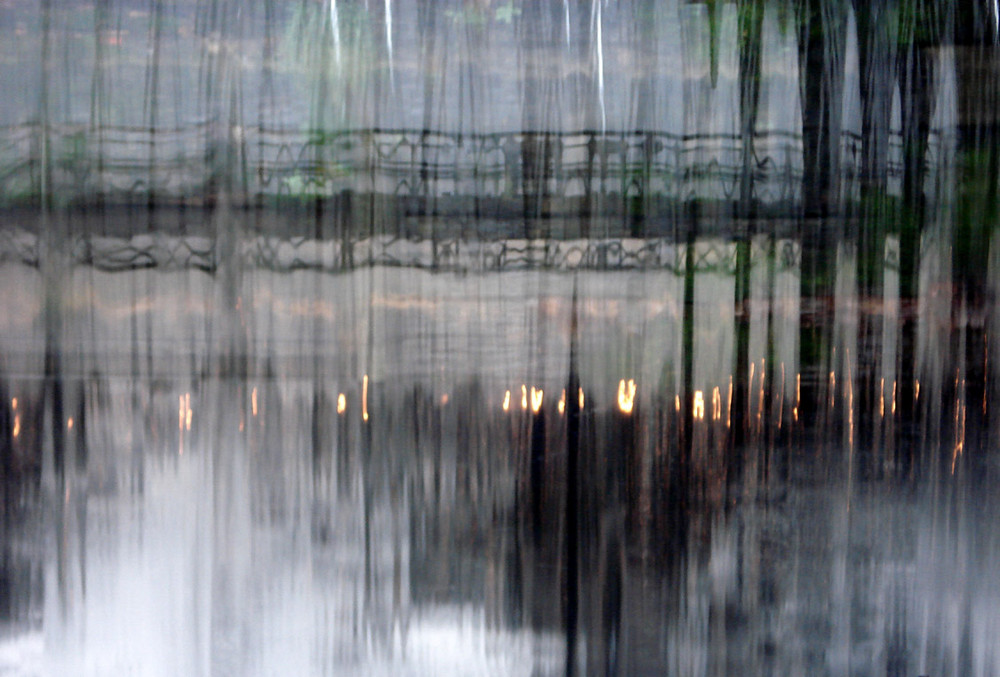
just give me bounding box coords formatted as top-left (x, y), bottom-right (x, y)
top-left (3, 1), bottom-right (1000, 675)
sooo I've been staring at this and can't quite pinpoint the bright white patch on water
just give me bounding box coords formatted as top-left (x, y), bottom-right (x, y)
top-left (0, 609), bottom-right (560, 677)
top-left (0, 633), bottom-right (42, 677)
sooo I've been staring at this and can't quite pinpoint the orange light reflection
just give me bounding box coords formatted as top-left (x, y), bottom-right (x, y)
top-left (617, 379), bottom-right (637, 414)
top-left (362, 375), bottom-right (369, 422)
top-left (530, 387), bottom-right (544, 413)
top-left (692, 390), bottom-right (704, 421)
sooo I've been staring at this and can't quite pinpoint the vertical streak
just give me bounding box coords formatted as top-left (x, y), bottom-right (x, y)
top-left (362, 374), bottom-right (369, 422)
top-left (727, 376), bottom-right (733, 428)
top-left (593, 0), bottom-right (606, 131)
top-left (385, 0), bottom-right (393, 66)
top-left (681, 227), bottom-right (696, 508)
top-left (330, 0), bottom-right (341, 67)
top-left (39, 0), bottom-right (52, 209)
top-left (564, 0), bottom-right (572, 47)
top-left (778, 363), bottom-right (785, 429)
top-left (563, 280), bottom-right (581, 677)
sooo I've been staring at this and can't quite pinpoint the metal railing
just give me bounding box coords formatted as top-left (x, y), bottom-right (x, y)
top-left (1, 123), bottom-right (947, 210)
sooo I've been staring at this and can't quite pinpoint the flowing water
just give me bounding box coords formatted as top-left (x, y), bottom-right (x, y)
top-left (2, 1), bottom-right (1000, 675)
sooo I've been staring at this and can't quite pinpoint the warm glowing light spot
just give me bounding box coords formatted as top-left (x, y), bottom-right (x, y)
top-left (879, 378), bottom-right (885, 418)
top-left (179, 393), bottom-right (193, 431)
top-left (712, 386), bottom-right (721, 421)
top-left (557, 389), bottom-right (566, 414)
top-left (530, 387), bottom-right (544, 413)
top-left (362, 375), bottom-right (369, 422)
top-left (502, 390), bottom-right (511, 412)
top-left (892, 381), bottom-right (897, 415)
top-left (952, 401), bottom-right (967, 474)
top-left (11, 398), bottom-right (17, 410)
top-left (915, 379), bottom-right (920, 401)
top-left (12, 415), bottom-right (19, 439)
top-left (67, 417), bottom-right (74, 430)
top-left (337, 393), bottom-right (346, 414)
top-left (758, 362), bottom-right (766, 419)
top-left (693, 390), bottom-right (705, 421)
top-left (578, 387), bottom-right (585, 410)
top-left (675, 394), bottom-right (681, 412)
top-left (440, 393), bottom-right (449, 406)
top-left (618, 379), bottom-right (637, 414)
top-left (521, 385), bottom-right (528, 410)
top-left (848, 379), bottom-right (854, 448)
top-left (252, 387), bottom-right (258, 417)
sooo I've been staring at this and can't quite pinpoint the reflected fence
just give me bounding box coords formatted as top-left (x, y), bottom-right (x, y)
top-left (1, 122), bottom-right (943, 217)
top-left (0, 121), bottom-right (955, 275)
top-left (0, 226), bottom-right (774, 274)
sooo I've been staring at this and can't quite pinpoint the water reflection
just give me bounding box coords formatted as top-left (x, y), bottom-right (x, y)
top-left (0, 237), bottom-right (997, 673)
top-left (2, 0), bottom-right (1000, 676)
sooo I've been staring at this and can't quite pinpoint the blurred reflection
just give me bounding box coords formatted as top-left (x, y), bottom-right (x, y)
top-left (617, 379), bottom-right (637, 415)
top-left (0, 233), bottom-right (996, 673)
top-left (2, 0), bottom-right (1000, 676)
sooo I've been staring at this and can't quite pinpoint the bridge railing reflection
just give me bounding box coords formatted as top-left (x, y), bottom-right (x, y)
top-left (0, 123), bottom-right (944, 216)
